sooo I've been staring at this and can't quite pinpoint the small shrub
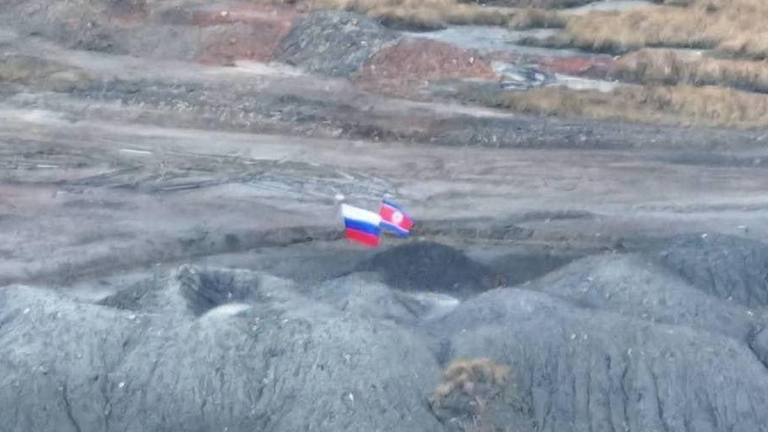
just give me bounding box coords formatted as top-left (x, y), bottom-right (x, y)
top-left (429, 357), bottom-right (510, 409)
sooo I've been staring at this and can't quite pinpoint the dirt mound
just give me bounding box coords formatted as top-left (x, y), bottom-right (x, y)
top-left (273, 11), bottom-right (398, 77)
top-left (96, 275), bottom-right (169, 312)
top-left (0, 4), bottom-right (105, 51)
top-left (104, 0), bottom-right (147, 20)
top-left (525, 253), bottom-right (765, 343)
top-left (753, 327), bottom-right (768, 365)
top-left (189, 4), bottom-right (297, 64)
top-left (6, 254), bottom-right (768, 432)
top-left (196, 22), bottom-right (293, 65)
top-left (430, 288), bottom-right (768, 432)
top-left (356, 241), bottom-right (493, 298)
top-left (0, 267), bottom-right (444, 432)
top-left (535, 55), bottom-right (617, 78)
top-left (173, 264), bottom-right (299, 316)
top-left (649, 233), bottom-right (768, 308)
top-left (355, 38), bottom-right (496, 98)
top-left (0, 1), bottom-right (292, 64)
top-left (305, 272), bottom-right (461, 325)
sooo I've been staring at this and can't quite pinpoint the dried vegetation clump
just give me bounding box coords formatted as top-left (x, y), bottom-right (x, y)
top-left (261, 0), bottom-right (768, 129)
top-left (299, 0), bottom-right (508, 28)
top-left (484, 84), bottom-right (768, 129)
top-left (268, 0), bottom-right (569, 29)
top-left (429, 357), bottom-right (511, 408)
top-left (616, 49), bottom-right (768, 94)
top-left (429, 358), bottom-right (518, 432)
top-left (550, 0), bottom-right (768, 58)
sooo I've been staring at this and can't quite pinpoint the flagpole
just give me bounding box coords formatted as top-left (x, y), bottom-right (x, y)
top-left (334, 193), bottom-right (346, 227)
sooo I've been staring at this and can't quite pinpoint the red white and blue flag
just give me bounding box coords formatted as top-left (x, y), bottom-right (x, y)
top-left (340, 203), bottom-right (382, 247)
top-left (379, 199), bottom-right (414, 237)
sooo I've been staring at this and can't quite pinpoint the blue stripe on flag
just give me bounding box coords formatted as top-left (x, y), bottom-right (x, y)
top-left (382, 199), bottom-right (406, 212)
top-left (344, 218), bottom-right (380, 235)
top-left (381, 221), bottom-right (410, 237)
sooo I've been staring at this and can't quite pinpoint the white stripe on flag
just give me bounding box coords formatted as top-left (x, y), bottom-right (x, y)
top-left (340, 204), bottom-right (381, 225)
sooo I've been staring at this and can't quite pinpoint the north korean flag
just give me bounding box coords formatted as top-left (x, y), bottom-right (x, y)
top-left (379, 199), bottom-right (414, 237)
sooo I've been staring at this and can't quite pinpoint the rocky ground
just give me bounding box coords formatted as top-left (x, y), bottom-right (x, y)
top-left (2, 0), bottom-right (768, 431)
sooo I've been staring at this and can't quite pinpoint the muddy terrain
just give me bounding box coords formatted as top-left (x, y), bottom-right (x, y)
top-left (2, 0), bottom-right (768, 431)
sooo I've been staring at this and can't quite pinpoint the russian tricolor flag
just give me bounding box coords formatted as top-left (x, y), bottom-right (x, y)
top-left (340, 204), bottom-right (382, 247)
top-left (379, 199), bottom-right (414, 237)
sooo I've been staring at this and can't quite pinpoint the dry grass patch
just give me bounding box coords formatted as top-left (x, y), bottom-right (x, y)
top-left (617, 49), bottom-right (768, 93)
top-left (562, 7), bottom-right (723, 53)
top-left (549, 0), bottom-right (768, 57)
top-left (483, 0), bottom-right (594, 7)
top-left (282, 0), bottom-right (569, 29)
top-left (300, 0), bottom-right (508, 28)
top-left (507, 7), bottom-right (566, 28)
top-left (480, 84), bottom-right (768, 129)
top-left (430, 357), bottom-right (511, 405)
top-left (429, 358), bottom-right (515, 432)
top-left (718, 32), bottom-right (768, 61)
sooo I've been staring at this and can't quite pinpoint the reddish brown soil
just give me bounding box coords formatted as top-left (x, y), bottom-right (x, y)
top-left (537, 55), bottom-right (618, 78)
top-left (487, 51), bottom-right (618, 79)
top-left (193, 5), bottom-right (298, 65)
top-left (354, 39), bottom-right (497, 98)
top-left (102, 0), bottom-right (149, 27)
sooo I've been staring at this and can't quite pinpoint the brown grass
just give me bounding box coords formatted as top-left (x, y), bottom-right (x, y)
top-left (479, 84), bottom-right (768, 129)
top-left (269, 0), bottom-right (768, 56)
top-left (429, 357), bottom-right (511, 408)
top-left (484, 0), bottom-right (592, 7)
top-left (299, 0), bottom-right (507, 28)
top-left (507, 8), bottom-right (566, 28)
top-left (718, 32), bottom-right (768, 61)
top-left (617, 49), bottom-right (768, 93)
top-left (429, 358), bottom-right (514, 432)
top-left (551, 0), bottom-right (768, 58)
top-left (282, 0), bottom-right (569, 29)
top-left (257, 0), bottom-right (768, 128)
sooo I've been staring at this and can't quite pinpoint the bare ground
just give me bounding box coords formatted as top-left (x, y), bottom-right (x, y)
top-left (4, 57), bottom-right (768, 293)
top-left (2, 6), bottom-right (768, 294)
top-left (4, 5), bottom-right (768, 432)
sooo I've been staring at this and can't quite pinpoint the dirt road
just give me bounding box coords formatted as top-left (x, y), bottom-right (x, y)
top-left (2, 13), bottom-right (768, 292)
top-left (3, 102), bottom-right (768, 290)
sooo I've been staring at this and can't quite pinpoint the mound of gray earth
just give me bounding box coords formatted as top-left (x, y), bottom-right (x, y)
top-left (7, 241), bottom-right (768, 432)
top-left (0, 0), bottom-right (248, 61)
top-left (0, 265), bottom-right (444, 432)
top-left (0, 0), bottom-right (112, 51)
top-left (303, 272), bottom-right (461, 325)
top-left (273, 11), bottom-right (398, 77)
top-left (522, 253), bottom-right (766, 343)
top-left (648, 233), bottom-right (768, 308)
top-left (753, 326), bottom-right (768, 365)
top-left (355, 241), bottom-right (493, 298)
top-left (429, 287), bottom-right (768, 432)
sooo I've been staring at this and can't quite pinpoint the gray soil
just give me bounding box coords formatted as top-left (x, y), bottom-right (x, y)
top-left (2, 2), bottom-right (768, 432)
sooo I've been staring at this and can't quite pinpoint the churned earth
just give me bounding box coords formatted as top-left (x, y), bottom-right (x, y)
top-left (2, 0), bottom-right (768, 431)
